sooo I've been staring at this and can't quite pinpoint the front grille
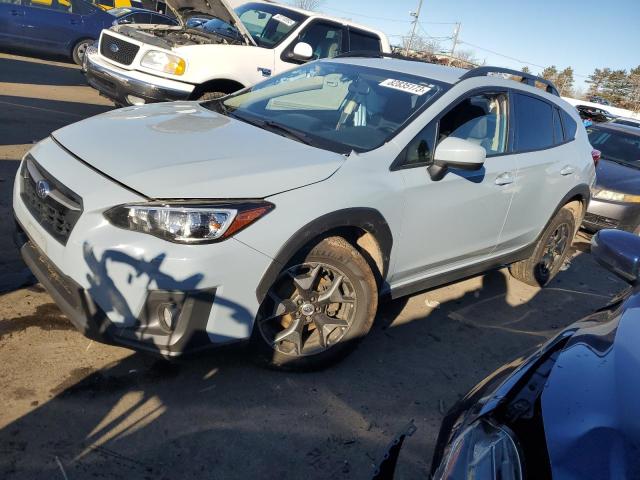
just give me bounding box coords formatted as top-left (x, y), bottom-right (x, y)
top-left (20, 156), bottom-right (83, 245)
top-left (100, 32), bottom-right (140, 66)
top-left (584, 212), bottom-right (619, 229)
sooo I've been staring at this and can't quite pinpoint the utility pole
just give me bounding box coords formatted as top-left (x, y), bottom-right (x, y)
top-left (450, 22), bottom-right (461, 58)
top-left (404, 0), bottom-right (423, 56)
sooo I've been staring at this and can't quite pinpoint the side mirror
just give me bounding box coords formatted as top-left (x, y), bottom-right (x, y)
top-left (290, 42), bottom-right (313, 62)
top-left (591, 229), bottom-right (640, 284)
top-left (428, 137), bottom-right (486, 181)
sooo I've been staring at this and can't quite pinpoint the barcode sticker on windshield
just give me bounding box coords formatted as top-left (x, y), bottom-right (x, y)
top-left (273, 14), bottom-right (296, 27)
top-left (379, 79), bottom-right (432, 95)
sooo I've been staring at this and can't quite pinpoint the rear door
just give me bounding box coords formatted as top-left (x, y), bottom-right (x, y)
top-left (497, 92), bottom-right (576, 251)
top-left (0, 0), bottom-right (26, 45)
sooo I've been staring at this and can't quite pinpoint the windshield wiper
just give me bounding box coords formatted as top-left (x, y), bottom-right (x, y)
top-left (229, 113), bottom-right (313, 146)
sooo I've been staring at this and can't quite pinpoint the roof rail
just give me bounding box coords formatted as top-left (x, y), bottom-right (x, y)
top-left (458, 66), bottom-right (560, 96)
top-left (334, 51), bottom-right (432, 63)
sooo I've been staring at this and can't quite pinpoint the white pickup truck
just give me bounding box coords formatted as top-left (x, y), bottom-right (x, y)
top-left (82, 0), bottom-right (390, 105)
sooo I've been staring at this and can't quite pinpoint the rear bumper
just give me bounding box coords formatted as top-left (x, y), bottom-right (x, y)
top-left (583, 198), bottom-right (640, 234)
top-left (16, 220), bottom-right (216, 357)
top-left (82, 46), bottom-right (194, 106)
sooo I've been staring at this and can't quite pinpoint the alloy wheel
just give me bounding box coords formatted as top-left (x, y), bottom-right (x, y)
top-left (258, 262), bottom-right (358, 357)
top-left (537, 222), bottom-right (571, 279)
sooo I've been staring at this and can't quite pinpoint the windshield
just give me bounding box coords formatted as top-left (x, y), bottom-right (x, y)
top-left (234, 2), bottom-right (307, 48)
top-left (108, 7), bottom-right (132, 17)
top-left (588, 127), bottom-right (640, 168)
top-left (213, 62), bottom-right (444, 154)
top-left (202, 18), bottom-right (240, 39)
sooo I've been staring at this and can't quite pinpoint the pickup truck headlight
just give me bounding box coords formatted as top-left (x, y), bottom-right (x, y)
top-left (434, 420), bottom-right (523, 480)
top-left (593, 188), bottom-right (640, 203)
top-left (105, 202), bottom-right (273, 244)
top-left (140, 50), bottom-right (186, 75)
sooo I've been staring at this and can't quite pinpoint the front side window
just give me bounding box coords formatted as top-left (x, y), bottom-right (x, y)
top-left (587, 127), bottom-right (640, 168)
top-left (297, 22), bottom-right (344, 60)
top-left (234, 2), bottom-right (306, 48)
top-left (402, 92), bottom-right (508, 167)
top-left (513, 93), bottom-right (554, 151)
top-left (216, 62), bottom-right (443, 154)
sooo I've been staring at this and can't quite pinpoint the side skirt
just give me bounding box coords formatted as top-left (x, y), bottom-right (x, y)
top-left (388, 243), bottom-right (535, 300)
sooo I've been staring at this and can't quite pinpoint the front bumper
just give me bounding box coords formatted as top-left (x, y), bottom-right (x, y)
top-left (12, 138), bottom-right (273, 355)
top-left (16, 223), bottom-right (215, 356)
top-left (583, 198), bottom-right (640, 234)
top-left (82, 46), bottom-right (194, 106)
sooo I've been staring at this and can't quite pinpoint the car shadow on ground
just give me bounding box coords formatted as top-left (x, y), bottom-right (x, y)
top-left (0, 242), bottom-right (625, 479)
top-left (0, 53), bottom-right (81, 85)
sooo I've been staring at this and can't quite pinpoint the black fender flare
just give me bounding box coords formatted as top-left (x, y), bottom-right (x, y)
top-left (255, 207), bottom-right (393, 303)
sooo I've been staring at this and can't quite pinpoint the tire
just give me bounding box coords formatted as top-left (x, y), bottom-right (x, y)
top-left (509, 207), bottom-right (576, 287)
top-left (197, 91), bottom-right (227, 101)
top-left (72, 39), bottom-right (92, 65)
top-left (251, 236), bottom-right (378, 371)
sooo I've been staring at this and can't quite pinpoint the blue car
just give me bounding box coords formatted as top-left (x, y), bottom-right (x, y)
top-left (1, 0), bottom-right (115, 64)
top-left (427, 229), bottom-right (640, 479)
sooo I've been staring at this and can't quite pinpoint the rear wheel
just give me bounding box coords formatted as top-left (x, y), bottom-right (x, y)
top-left (509, 207), bottom-right (576, 287)
top-left (252, 236), bottom-right (377, 371)
top-left (72, 39), bottom-right (92, 65)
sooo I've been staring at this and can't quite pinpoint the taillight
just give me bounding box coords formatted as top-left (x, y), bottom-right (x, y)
top-left (591, 149), bottom-right (601, 167)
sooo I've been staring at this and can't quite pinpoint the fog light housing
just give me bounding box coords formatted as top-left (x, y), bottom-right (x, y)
top-left (158, 303), bottom-right (179, 331)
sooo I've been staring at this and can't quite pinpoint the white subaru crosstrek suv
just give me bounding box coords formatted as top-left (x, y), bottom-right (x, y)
top-left (14, 56), bottom-right (597, 370)
top-left (82, 0), bottom-right (390, 105)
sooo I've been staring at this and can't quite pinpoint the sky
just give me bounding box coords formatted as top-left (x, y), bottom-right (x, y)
top-left (312, 0), bottom-right (639, 91)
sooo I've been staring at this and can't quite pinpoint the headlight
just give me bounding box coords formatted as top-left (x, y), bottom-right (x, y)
top-left (140, 50), bottom-right (186, 75)
top-left (105, 202), bottom-right (273, 244)
top-left (593, 189), bottom-right (640, 203)
top-left (434, 420), bottom-right (523, 480)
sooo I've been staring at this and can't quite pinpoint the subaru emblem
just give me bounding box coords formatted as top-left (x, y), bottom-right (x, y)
top-left (109, 43), bottom-right (119, 53)
top-left (36, 179), bottom-right (50, 200)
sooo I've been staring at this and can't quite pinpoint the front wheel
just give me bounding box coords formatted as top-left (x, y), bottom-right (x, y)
top-left (509, 207), bottom-right (576, 287)
top-left (252, 236), bottom-right (378, 371)
top-left (72, 39), bottom-right (93, 65)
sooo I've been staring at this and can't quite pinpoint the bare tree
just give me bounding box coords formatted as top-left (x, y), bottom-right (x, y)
top-left (402, 33), bottom-right (440, 55)
top-left (290, 0), bottom-right (325, 11)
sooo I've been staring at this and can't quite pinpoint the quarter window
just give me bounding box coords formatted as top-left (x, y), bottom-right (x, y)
top-left (348, 29), bottom-right (381, 53)
top-left (561, 110), bottom-right (578, 141)
top-left (513, 93), bottom-right (554, 151)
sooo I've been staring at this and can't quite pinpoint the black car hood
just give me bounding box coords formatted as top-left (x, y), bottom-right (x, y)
top-left (595, 159), bottom-right (640, 195)
top-left (541, 288), bottom-right (640, 479)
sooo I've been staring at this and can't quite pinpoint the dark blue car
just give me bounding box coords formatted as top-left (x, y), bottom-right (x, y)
top-left (0, 0), bottom-right (113, 63)
top-left (427, 229), bottom-right (640, 479)
top-left (0, 0), bottom-right (174, 64)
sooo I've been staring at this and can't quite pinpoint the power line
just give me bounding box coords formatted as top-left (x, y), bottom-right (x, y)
top-left (322, 6), bottom-right (458, 25)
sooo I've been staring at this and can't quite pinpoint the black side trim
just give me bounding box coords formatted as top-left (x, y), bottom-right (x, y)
top-left (255, 207), bottom-right (393, 303)
top-left (390, 242), bottom-right (535, 300)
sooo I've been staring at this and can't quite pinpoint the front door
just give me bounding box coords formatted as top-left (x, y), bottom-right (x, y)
top-left (20, 0), bottom-right (84, 53)
top-left (0, 0), bottom-right (26, 45)
top-left (392, 90), bottom-right (517, 286)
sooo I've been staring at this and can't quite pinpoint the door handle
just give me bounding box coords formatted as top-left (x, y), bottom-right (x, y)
top-left (10, 9), bottom-right (20, 15)
top-left (495, 172), bottom-right (514, 186)
top-left (560, 165), bottom-right (575, 176)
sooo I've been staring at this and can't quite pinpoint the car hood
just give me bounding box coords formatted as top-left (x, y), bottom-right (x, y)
top-left (51, 102), bottom-right (345, 199)
top-left (595, 159), bottom-right (640, 195)
top-left (542, 289), bottom-right (640, 479)
top-left (166, 0), bottom-right (256, 46)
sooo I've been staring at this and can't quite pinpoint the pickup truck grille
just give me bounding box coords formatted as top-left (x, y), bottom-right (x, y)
top-left (20, 156), bottom-right (83, 245)
top-left (100, 32), bottom-right (140, 66)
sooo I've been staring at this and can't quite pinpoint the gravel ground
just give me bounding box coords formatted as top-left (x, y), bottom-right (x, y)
top-left (0, 51), bottom-right (626, 480)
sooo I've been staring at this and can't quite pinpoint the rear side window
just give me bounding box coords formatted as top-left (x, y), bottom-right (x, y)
top-left (513, 93), bottom-right (554, 151)
top-left (348, 29), bottom-right (381, 53)
top-left (561, 110), bottom-right (578, 141)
